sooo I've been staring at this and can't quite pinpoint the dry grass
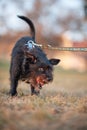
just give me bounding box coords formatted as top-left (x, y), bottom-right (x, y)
top-left (0, 60), bottom-right (87, 130)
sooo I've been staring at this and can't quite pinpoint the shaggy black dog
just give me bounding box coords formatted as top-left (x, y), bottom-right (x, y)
top-left (10, 16), bottom-right (60, 96)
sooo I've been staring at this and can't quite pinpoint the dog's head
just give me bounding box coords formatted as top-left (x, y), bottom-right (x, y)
top-left (23, 40), bottom-right (60, 94)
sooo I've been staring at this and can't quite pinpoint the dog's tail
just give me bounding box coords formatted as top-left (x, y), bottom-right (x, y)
top-left (17, 15), bottom-right (35, 40)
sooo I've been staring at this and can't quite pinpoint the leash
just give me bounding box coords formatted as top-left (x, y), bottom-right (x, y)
top-left (41, 45), bottom-right (87, 52)
top-left (26, 40), bottom-right (87, 52)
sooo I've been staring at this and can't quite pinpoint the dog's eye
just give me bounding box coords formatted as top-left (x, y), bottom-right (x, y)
top-left (38, 68), bottom-right (44, 72)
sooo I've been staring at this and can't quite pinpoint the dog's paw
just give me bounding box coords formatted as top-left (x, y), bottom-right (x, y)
top-left (9, 90), bottom-right (18, 97)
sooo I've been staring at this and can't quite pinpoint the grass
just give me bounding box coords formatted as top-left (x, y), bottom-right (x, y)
top-left (0, 60), bottom-right (87, 130)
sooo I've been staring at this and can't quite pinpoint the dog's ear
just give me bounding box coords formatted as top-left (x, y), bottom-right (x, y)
top-left (24, 51), bottom-right (37, 64)
top-left (49, 59), bottom-right (60, 65)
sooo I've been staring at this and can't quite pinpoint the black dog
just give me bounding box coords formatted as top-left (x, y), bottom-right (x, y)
top-left (10, 16), bottom-right (60, 96)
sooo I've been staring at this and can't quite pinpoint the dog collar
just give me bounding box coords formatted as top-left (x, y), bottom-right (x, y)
top-left (25, 40), bottom-right (42, 50)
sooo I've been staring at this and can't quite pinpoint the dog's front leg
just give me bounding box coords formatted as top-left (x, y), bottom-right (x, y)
top-left (30, 85), bottom-right (35, 95)
top-left (10, 54), bottom-right (23, 96)
top-left (30, 85), bottom-right (40, 95)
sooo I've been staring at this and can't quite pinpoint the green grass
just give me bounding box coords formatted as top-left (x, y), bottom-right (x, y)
top-left (0, 60), bottom-right (87, 130)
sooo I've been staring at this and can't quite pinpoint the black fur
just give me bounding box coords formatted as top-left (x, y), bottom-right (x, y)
top-left (10, 16), bottom-right (60, 96)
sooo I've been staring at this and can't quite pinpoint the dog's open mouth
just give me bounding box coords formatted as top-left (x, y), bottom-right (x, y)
top-left (21, 75), bottom-right (51, 95)
top-left (36, 76), bottom-right (48, 87)
top-left (30, 76), bottom-right (48, 93)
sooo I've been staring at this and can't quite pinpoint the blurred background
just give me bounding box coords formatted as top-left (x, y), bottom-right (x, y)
top-left (0, 2), bottom-right (87, 129)
top-left (0, 0), bottom-right (87, 72)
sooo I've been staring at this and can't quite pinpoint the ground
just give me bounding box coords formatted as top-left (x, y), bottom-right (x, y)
top-left (0, 60), bottom-right (87, 130)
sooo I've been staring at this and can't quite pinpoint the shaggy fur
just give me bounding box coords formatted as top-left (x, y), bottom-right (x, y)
top-left (10, 16), bottom-right (60, 96)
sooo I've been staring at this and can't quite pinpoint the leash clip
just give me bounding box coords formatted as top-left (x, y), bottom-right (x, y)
top-left (25, 40), bottom-right (42, 50)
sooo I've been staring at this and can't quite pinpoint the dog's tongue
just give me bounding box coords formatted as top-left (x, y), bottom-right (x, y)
top-left (36, 77), bottom-right (44, 86)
